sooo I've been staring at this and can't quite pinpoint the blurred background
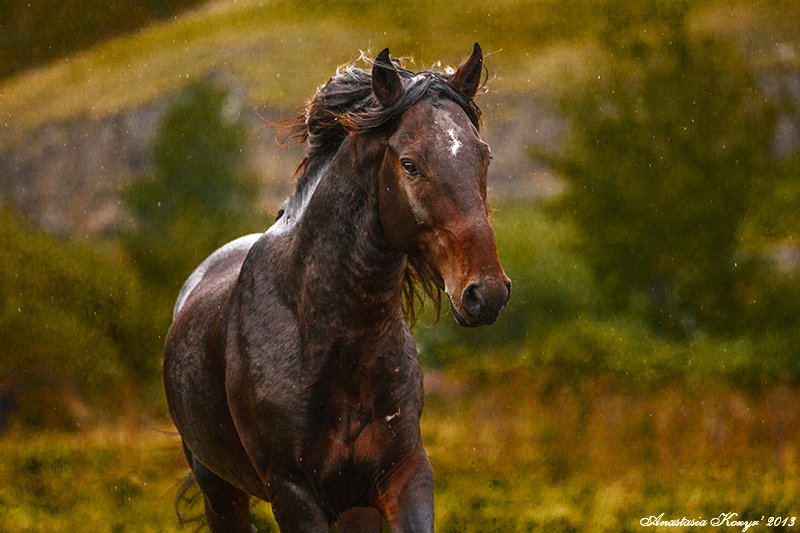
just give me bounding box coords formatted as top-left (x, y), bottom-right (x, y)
top-left (1, 0), bottom-right (799, 531)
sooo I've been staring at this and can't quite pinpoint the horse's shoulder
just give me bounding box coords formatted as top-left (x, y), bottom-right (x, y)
top-left (173, 233), bottom-right (263, 319)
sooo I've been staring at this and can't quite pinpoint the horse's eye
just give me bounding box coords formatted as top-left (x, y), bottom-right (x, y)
top-left (400, 158), bottom-right (419, 178)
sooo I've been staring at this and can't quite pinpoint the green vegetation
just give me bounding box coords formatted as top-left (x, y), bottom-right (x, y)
top-left (424, 369), bottom-right (800, 533)
top-left (551, 4), bottom-right (783, 337)
top-left (0, 209), bottom-right (163, 430)
top-left (0, 79), bottom-right (262, 431)
top-left (122, 79), bottom-right (262, 298)
top-left (419, 204), bottom-right (800, 392)
top-left (0, 427), bottom-right (187, 532)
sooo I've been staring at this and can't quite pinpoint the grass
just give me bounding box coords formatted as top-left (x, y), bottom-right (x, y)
top-left (426, 368), bottom-right (800, 532)
top-left (2, 369), bottom-right (798, 532)
top-left (0, 424), bottom-right (187, 532)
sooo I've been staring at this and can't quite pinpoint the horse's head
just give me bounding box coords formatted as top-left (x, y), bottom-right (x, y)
top-left (373, 44), bottom-right (511, 327)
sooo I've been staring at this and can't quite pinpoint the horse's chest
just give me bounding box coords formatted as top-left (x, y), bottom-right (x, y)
top-left (302, 375), bottom-right (418, 506)
top-left (308, 404), bottom-right (398, 509)
top-left (312, 394), bottom-right (384, 466)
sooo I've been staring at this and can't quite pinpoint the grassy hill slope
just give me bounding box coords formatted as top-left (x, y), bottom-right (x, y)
top-left (2, 0), bottom-right (796, 134)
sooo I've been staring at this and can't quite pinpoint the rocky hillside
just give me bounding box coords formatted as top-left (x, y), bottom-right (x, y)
top-left (0, 84), bottom-right (566, 235)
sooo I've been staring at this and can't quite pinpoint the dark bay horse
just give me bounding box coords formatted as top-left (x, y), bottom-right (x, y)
top-left (164, 43), bottom-right (510, 533)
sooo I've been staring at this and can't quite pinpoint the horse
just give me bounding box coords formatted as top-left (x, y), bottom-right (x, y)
top-left (163, 43), bottom-right (510, 533)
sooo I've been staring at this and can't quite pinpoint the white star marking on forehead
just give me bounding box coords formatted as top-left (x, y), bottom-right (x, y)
top-left (447, 128), bottom-right (462, 156)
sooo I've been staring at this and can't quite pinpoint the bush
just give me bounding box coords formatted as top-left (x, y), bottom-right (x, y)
top-left (0, 209), bottom-right (162, 430)
top-left (414, 198), bottom-right (800, 388)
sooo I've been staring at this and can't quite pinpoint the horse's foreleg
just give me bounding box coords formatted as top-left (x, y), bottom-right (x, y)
top-left (269, 477), bottom-right (330, 532)
top-left (338, 507), bottom-right (383, 533)
top-left (377, 444), bottom-right (434, 533)
top-left (184, 442), bottom-right (253, 533)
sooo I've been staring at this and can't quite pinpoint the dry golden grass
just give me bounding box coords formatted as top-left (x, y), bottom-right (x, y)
top-left (2, 369), bottom-right (797, 532)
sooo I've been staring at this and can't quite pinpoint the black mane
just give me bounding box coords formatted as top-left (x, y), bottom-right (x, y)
top-left (279, 53), bottom-right (482, 180)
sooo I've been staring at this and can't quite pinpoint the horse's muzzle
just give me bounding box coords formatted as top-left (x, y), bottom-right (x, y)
top-left (452, 276), bottom-right (511, 327)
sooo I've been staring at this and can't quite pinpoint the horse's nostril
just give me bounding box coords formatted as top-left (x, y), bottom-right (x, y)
top-left (461, 282), bottom-right (484, 318)
top-left (504, 278), bottom-right (512, 303)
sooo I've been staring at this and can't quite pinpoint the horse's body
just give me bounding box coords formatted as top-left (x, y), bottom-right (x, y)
top-left (164, 44), bottom-right (509, 532)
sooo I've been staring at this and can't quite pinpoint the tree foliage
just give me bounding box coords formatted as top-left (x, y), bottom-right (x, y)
top-left (0, 80), bottom-right (263, 431)
top-left (553, 5), bottom-right (777, 336)
top-left (122, 80), bottom-right (261, 297)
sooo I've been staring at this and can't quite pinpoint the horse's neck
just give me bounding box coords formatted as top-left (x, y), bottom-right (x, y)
top-left (283, 142), bottom-right (407, 338)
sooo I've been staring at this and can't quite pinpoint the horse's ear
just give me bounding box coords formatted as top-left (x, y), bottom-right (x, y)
top-left (372, 48), bottom-right (403, 107)
top-left (451, 42), bottom-right (483, 98)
